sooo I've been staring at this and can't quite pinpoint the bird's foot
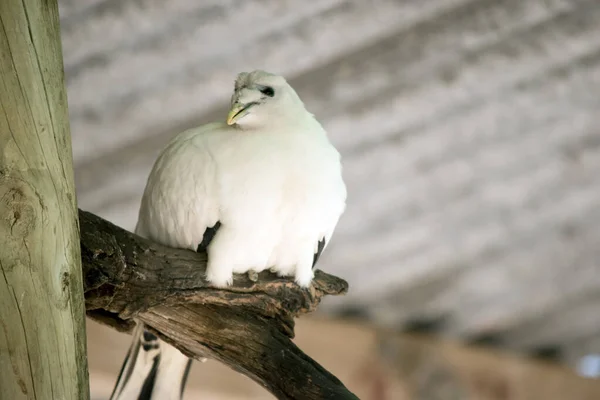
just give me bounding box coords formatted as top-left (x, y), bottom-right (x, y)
top-left (269, 266), bottom-right (294, 277)
top-left (247, 270), bottom-right (259, 282)
top-left (294, 268), bottom-right (314, 288)
top-left (276, 269), bottom-right (295, 278)
top-left (205, 267), bottom-right (233, 288)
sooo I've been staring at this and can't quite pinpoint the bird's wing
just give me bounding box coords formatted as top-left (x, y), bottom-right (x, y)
top-left (135, 123), bottom-right (224, 252)
top-left (313, 157), bottom-right (347, 269)
top-left (312, 238), bottom-right (326, 267)
top-left (111, 124), bottom-right (224, 400)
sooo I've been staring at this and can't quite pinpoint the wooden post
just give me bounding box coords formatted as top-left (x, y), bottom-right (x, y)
top-left (0, 1), bottom-right (90, 399)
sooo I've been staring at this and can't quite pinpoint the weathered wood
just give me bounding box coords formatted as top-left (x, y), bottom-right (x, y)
top-left (79, 209), bottom-right (358, 400)
top-left (0, 1), bottom-right (90, 399)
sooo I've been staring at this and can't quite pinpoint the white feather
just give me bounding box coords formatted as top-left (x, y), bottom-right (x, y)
top-left (112, 70), bottom-right (346, 400)
top-left (137, 71), bottom-right (346, 287)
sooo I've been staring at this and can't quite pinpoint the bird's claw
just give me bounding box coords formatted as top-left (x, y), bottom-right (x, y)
top-left (247, 270), bottom-right (259, 282)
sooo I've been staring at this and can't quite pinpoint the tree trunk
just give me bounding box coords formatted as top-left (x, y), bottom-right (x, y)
top-left (0, 1), bottom-right (90, 399)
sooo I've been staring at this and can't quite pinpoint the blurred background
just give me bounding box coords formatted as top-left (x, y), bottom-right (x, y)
top-left (58, 0), bottom-right (600, 398)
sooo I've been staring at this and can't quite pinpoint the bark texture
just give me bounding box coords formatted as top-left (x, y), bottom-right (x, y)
top-left (80, 210), bottom-right (358, 399)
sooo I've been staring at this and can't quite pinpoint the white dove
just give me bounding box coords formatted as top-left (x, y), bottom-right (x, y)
top-left (110, 70), bottom-right (347, 400)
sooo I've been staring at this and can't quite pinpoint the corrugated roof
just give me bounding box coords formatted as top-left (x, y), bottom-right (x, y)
top-left (62, 0), bottom-right (600, 369)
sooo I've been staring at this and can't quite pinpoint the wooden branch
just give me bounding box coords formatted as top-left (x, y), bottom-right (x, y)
top-left (86, 316), bottom-right (600, 399)
top-left (79, 209), bottom-right (358, 400)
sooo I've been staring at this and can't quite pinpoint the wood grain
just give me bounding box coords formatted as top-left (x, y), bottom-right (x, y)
top-left (0, 1), bottom-right (89, 399)
top-left (79, 209), bottom-right (357, 400)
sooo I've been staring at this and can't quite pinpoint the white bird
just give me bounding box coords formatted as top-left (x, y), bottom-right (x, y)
top-left (109, 70), bottom-right (347, 399)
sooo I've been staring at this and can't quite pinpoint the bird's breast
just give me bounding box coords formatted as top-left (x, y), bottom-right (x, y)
top-left (213, 132), bottom-right (344, 229)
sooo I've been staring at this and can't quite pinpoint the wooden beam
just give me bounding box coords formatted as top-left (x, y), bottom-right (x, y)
top-left (0, 1), bottom-right (89, 399)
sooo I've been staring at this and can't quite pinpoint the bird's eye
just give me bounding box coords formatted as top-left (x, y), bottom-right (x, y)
top-left (259, 86), bottom-right (275, 97)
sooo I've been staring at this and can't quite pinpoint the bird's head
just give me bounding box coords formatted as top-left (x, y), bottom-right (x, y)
top-left (226, 70), bottom-right (308, 129)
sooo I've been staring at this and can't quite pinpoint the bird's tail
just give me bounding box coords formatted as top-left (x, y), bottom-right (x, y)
top-left (110, 322), bottom-right (192, 400)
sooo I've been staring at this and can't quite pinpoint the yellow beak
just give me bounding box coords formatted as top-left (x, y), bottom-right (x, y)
top-left (226, 103), bottom-right (249, 125)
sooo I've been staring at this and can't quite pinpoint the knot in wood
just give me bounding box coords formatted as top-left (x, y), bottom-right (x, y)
top-left (2, 185), bottom-right (36, 238)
